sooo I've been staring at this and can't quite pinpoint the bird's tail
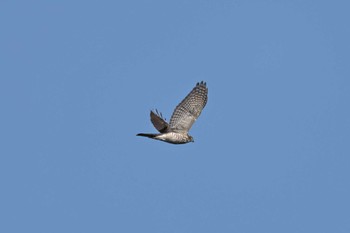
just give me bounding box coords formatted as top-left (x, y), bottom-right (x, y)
top-left (136, 133), bottom-right (158, 138)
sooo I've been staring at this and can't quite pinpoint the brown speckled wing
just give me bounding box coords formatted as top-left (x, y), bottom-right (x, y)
top-left (169, 81), bottom-right (208, 133)
top-left (150, 109), bottom-right (169, 133)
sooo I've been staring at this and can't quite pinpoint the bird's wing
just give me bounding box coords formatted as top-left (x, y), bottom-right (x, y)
top-left (150, 109), bottom-right (169, 133)
top-left (169, 81), bottom-right (208, 133)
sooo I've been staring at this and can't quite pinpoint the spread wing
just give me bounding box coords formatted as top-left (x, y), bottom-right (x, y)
top-left (169, 81), bottom-right (208, 133)
top-left (150, 109), bottom-right (169, 133)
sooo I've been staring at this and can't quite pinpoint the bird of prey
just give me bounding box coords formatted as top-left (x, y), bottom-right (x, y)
top-left (137, 81), bottom-right (208, 144)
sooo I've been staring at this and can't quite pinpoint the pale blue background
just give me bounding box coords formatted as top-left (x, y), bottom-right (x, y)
top-left (1, 1), bottom-right (349, 232)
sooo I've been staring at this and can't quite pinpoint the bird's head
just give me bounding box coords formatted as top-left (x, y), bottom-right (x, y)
top-left (188, 135), bottom-right (194, 143)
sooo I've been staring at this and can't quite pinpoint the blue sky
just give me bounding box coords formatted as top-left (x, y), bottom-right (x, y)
top-left (1, 1), bottom-right (349, 232)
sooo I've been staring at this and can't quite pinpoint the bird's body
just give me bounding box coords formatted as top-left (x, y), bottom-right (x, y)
top-left (137, 81), bottom-right (208, 144)
top-left (137, 132), bottom-right (193, 144)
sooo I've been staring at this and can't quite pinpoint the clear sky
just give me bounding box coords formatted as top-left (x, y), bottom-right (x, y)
top-left (1, 1), bottom-right (349, 232)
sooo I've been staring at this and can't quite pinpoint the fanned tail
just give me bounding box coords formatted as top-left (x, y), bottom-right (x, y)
top-left (136, 133), bottom-right (158, 138)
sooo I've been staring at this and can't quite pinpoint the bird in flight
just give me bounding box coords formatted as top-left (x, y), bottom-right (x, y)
top-left (137, 81), bottom-right (208, 144)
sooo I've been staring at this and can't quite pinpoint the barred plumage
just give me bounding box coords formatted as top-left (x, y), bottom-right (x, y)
top-left (137, 81), bottom-right (208, 144)
top-left (170, 81), bottom-right (208, 132)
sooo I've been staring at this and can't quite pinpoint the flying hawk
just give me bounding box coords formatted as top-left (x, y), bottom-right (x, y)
top-left (137, 81), bottom-right (208, 144)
